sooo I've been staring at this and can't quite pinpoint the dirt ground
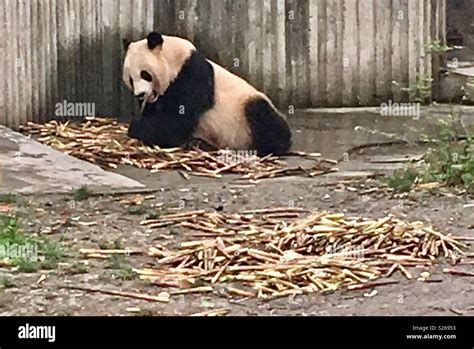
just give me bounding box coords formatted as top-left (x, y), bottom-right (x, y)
top-left (1, 166), bottom-right (473, 316)
top-left (1, 108), bottom-right (474, 316)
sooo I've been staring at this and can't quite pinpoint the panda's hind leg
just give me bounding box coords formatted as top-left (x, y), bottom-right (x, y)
top-left (245, 98), bottom-right (292, 157)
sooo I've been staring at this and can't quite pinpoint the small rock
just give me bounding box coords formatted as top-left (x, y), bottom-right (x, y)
top-left (364, 290), bottom-right (378, 298)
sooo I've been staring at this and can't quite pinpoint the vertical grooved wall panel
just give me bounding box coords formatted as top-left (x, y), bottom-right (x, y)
top-left (0, 0), bottom-right (447, 128)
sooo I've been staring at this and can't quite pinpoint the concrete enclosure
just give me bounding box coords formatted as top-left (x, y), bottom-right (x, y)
top-left (1, 0), bottom-right (447, 128)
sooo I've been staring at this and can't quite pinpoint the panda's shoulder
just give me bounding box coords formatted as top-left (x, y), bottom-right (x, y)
top-left (163, 35), bottom-right (197, 51)
top-left (209, 61), bottom-right (265, 100)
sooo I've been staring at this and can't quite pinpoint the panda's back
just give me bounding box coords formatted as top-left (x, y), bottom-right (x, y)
top-left (165, 36), bottom-right (280, 150)
top-left (193, 61), bottom-right (270, 150)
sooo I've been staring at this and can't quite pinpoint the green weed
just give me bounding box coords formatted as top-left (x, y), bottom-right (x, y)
top-left (73, 186), bottom-right (91, 201)
top-left (386, 120), bottom-right (474, 193)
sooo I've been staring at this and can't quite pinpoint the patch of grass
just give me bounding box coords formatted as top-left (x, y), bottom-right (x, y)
top-left (142, 279), bottom-right (153, 287)
top-left (0, 214), bottom-right (66, 272)
top-left (113, 239), bottom-right (124, 250)
top-left (107, 255), bottom-right (127, 269)
top-left (40, 239), bottom-right (65, 267)
top-left (0, 215), bottom-right (27, 245)
top-left (425, 40), bottom-right (450, 54)
top-left (145, 213), bottom-right (160, 220)
top-left (0, 215), bottom-right (37, 272)
top-left (401, 74), bottom-right (433, 104)
top-left (98, 239), bottom-right (123, 250)
top-left (16, 259), bottom-right (40, 273)
top-left (386, 121), bottom-right (474, 193)
top-left (98, 239), bottom-right (112, 250)
top-left (127, 205), bottom-right (146, 215)
top-left (387, 168), bottom-right (419, 192)
top-left (66, 262), bottom-right (88, 275)
top-left (0, 276), bottom-right (15, 289)
top-left (421, 123), bottom-right (474, 192)
top-left (73, 186), bottom-right (91, 201)
top-left (40, 259), bottom-right (58, 271)
top-left (107, 255), bottom-right (137, 281)
top-left (0, 194), bottom-right (17, 204)
top-left (115, 266), bottom-right (137, 281)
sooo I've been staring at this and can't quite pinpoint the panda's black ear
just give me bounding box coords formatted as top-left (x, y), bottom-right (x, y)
top-left (122, 38), bottom-right (131, 52)
top-left (147, 32), bottom-right (164, 50)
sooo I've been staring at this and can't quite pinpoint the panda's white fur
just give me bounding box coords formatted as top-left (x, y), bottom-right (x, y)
top-left (194, 61), bottom-right (265, 150)
top-left (123, 35), bottom-right (196, 103)
top-left (123, 32), bottom-right (292, 156)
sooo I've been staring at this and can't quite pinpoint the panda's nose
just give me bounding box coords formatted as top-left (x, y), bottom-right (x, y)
top-left (135, 92), bottom-right (146, 99)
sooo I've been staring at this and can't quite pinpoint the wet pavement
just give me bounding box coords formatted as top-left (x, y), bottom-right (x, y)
top-left (110, 104), bottom-right (474, 189)
top-left (289, 104), bottom-right (473, 160)
top-left (2, 104), bottom-right (473, 194)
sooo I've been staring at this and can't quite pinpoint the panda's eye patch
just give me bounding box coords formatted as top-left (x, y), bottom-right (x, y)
top-left (140, 71), bottom-right (153, 82)
top-left (129, 76), bottom-right (134, 87)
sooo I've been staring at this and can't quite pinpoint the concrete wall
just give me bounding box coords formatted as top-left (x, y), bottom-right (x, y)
top-left (1, 0), bottom-right (446, 128)
top-left (1, 0), bottom-right (155, 128)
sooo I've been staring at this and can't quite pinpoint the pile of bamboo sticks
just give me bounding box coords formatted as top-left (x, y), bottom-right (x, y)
top-left (19, 117), bottom-right (337, 180)
top-left (134, 208), bottom-right (469, 299)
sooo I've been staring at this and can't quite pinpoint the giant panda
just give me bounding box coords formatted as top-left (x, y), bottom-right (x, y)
top-left (122, 32), bottom-right (292, 157)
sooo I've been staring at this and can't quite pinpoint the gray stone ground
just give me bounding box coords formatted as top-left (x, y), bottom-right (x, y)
top-left (0, 126), bottom-right (144, 194)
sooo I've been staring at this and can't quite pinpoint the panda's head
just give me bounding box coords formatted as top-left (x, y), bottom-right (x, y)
top-left (122, 32), bottom-right (196, 104)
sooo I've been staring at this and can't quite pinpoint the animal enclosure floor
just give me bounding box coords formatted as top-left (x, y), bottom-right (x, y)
top-left (0, 183), bottom-right (473, 316)
top-left (1, 105), bottom-right (473, 316)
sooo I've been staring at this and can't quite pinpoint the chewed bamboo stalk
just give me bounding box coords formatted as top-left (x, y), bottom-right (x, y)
top-left (131, 209), bottom-right (469, 299)
top-left (20, 118), bottom-right (338, 180)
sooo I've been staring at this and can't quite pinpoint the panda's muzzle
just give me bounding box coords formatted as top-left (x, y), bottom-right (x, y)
top-left (150, 90), bottom-right (158, 102)
top-left (135, 91), bottom-right (158, 113)
top-left (135, 92), bottom-right (146, 100)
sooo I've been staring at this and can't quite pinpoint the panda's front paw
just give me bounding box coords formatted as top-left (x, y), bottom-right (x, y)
top-left (127, 120), bottom-right (142, 140)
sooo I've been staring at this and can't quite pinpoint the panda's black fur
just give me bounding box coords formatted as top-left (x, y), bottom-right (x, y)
top-left (128, 50), bottom-right (215, 148)
top-left (244, 98), bottom-right (293, 157)
top-left (126, 34), bottom-right (292, 157)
